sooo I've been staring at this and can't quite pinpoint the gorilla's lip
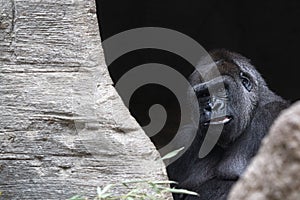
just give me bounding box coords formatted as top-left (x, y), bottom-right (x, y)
top-left (202, 116), bottom-right (233, 126)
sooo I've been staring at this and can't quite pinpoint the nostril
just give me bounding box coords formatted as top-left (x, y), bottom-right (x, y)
top-left (204, 104), bottom-right (212, 112)
top-left (204, 106), bottom-right (211, 112)
top-left (211, 99), bottom-right (225, 111)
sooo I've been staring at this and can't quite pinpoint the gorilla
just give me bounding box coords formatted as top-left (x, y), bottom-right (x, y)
top-left (167, 49), bottom-right (289, 200)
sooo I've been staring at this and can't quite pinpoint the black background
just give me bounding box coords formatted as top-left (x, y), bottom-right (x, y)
top-left (96, 0), bottom-right (300, 148)
top-left (96, 0), bottom-right (300, 102)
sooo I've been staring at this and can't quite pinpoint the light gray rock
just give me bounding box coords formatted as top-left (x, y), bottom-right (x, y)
top-left (0, 0), bottom-right (169, 199)
top-left (229, 101), bottom-right (300, 200)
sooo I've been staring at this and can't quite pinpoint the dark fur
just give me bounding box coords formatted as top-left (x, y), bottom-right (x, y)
top-left (167, 50), bottom-right (289, 200)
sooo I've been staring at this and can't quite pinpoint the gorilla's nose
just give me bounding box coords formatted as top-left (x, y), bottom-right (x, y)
top-left (211, 98), bottom-right (225, 111)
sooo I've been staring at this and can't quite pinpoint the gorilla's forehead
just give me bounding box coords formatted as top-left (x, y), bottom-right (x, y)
top-left (231, 57), bottom-right (257, 76)
top-left (190, 50), bottom-right (257, 84)
top-left (192, 59), bottom-right (239, 83)
top-left (209, 49), bottom-right (257, 74)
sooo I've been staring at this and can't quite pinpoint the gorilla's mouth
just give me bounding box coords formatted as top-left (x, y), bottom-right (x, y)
top-left (203, 115), bottom-right (233, 126)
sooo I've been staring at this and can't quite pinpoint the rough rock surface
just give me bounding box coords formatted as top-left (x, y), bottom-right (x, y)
top-left (229, 101), bottom-right (300, 200)
top-left (0, 0), bottom-right (169, 199)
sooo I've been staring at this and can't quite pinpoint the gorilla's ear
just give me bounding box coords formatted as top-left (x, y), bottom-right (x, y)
top-left (216, 101), bottom-right (287, 180)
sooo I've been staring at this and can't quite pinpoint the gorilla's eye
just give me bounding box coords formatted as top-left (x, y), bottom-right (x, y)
top-left (240, 72), bottom-right (252, 92)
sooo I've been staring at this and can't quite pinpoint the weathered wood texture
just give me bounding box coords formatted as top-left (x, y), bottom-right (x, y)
top-left (229, 101), bottom-right (300, 200)
top-left (0, 0), bottom-right (169, 199)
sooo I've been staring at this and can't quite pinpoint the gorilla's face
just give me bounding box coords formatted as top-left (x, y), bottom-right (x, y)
top-left (189, 53), bottom-right (260, 148)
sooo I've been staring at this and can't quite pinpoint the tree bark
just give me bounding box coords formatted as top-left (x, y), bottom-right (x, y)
top-left (229, 101), bottom-right (300, 200)
top-left (0, 0), bottom-right (169, 199)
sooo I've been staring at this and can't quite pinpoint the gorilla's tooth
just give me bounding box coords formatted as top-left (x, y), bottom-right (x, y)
top-left (222, 117), bottom-right (231, 123)
top-left (209, 116), bottom-right (231, 124)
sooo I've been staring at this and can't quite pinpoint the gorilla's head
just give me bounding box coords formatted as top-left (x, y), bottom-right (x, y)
top-left (189, 49), bottom-right (266, 148)
top-left (169, 49), bottom-right (288, 200)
